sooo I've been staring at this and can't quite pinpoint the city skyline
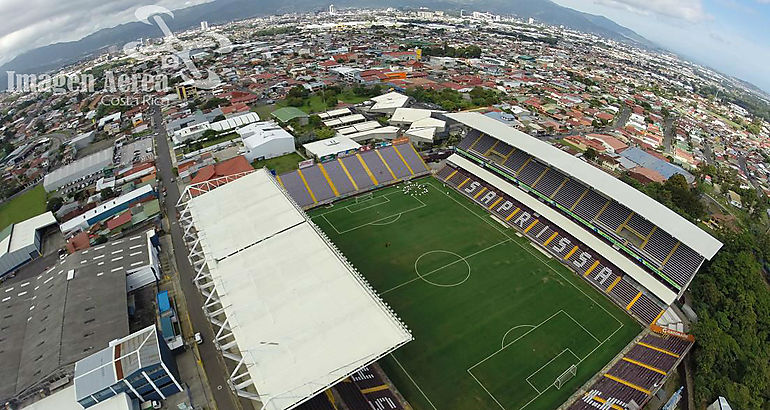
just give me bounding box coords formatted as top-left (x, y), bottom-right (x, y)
top-left (554, 0), bottom-right (770, 93)
top-left (0, 0), bottom-right (767, 93)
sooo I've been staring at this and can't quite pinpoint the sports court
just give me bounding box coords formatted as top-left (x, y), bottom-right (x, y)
top-left (308, 177), bottom-right (641, 410)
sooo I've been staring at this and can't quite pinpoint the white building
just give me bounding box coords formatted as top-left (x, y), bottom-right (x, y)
top-left (303, 136), bottom-right (361, 159)
top-left (237, 122), bottom-right (295, 162)
top-left (210, 112), bottom-right (261, 132)
top-left (0, 212), bottom-right (58, 277)
top-left (390, 108), bottom-right (446, 144)
top-left (44, 148), bottom-right (114, 192)
top-left (367, 91), bottom-right (412, 115)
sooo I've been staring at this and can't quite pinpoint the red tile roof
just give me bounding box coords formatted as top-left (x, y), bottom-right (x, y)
top-left (189, 155), bottom-right (253, 185)
top-left (107, 211), bottom-right (132, 230)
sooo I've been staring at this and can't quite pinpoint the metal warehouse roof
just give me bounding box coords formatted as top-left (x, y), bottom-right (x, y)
top-left (271, 107), bottom-right (308, 123)
top-left (0, 233), bottom-right (141, 401)
top-left (446, 112), bottom-right (722, 260)
top-left (44, 148), bottom-right (114, 191)
top-left (210, 112), bottom-right (261, 132)
top-left (7, 212), bottom-right (57, 253)
top-left (184, 170), bottom-right (411, 410)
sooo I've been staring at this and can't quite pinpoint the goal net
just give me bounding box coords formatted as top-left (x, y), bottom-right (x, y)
top-left (554, 365), bottom-right (577, 390)
top-left (354, 192), bottom-right (374, 204)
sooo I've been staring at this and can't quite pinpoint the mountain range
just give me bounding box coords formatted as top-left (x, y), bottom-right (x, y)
top-left (0, 0), bottom-right (653, 89)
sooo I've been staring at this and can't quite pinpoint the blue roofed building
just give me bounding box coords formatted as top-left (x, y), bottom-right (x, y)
top-left (73, 326), bottom-right (182, 408)
top-left (619, 147), bottom-right (694, 183)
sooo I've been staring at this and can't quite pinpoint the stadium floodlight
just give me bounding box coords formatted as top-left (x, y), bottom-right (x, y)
top-left (554, 364), bottom-right (578, 390)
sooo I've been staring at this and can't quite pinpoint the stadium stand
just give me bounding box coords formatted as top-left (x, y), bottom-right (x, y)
top-left (437, 160), bottom-right (666, 326)
top-left (567, 329), bottom-right (694, 410)
top-left (340, 155), bottom-right (376, 191)
top-left (361, 150), bottom-right (396, 184)
top-left (295, 393), bottom-right (335, 410)
top-left (278, 143), bottom-right (430, 209)
top-left (445, 112), bottom-right (722, 308)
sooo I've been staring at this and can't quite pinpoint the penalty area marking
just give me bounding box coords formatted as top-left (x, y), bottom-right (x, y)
top-left (313, 190), bottom-right (426, 235)
top-left (468, 309), bottom-right (612, 410)
top-left (501, 325), bottom-right (536, 349)
top-left (370, 213), bottom-right (402, 226)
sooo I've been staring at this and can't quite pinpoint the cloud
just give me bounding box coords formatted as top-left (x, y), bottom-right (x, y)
top-left (0, 0), bottom-right (212, 66)
top-left (592, 0), bottom-right (708, 22)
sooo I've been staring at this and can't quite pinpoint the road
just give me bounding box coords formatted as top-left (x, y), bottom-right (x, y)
top-left (738, 154), bottom-right (763, 192)
top-left (151, 106), bottom-right (242, 410)
top-left (702, 142), bottom-right (716, 166)
top-left (662, 116), bottom-right (676, 154)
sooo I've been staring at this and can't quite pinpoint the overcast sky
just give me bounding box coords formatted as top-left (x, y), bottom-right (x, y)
top-left (0, 0), bottom-right (212, 66)
top-left (0, 0), bottom-right (768, 92)
top-left (552, 0), bottom-right (770, 93)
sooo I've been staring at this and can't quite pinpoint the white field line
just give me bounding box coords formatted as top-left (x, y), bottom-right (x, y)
top-left (310, 189), bottom-right (399, 217)
top-left (425, 180), bottom-right (625, 328)
top-left (345, 196), bottom-right (391, 214)
top-left (369, 213), bottom-right (402, 226)
top-left (382, 238), bottom-right (511, 295)
top-left (525, 348), bottom-right (580, 388)
top-left (428, 179), bottom-right (628, 410)
top-left (501, 325), bottom-right (536, 349)
top-left (318, 194), bottom-right (426, 235)
top-left (391, 354), bottom-right (439, 410)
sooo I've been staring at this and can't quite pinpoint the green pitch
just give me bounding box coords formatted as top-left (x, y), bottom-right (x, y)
top-left (308, 177), bottom-right (641, 410)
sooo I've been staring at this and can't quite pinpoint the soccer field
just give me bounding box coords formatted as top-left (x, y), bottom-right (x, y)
top-left (308, 177), bottom-right (641, 410)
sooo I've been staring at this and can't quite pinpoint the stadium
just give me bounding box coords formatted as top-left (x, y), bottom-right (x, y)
top-left (177, 113), bottom-right (721, 410)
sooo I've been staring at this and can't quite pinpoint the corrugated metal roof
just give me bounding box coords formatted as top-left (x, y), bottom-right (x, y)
top-left (620, 147), bottom-right (694, 182)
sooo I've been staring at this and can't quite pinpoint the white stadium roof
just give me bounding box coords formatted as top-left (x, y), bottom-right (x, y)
top-left (449, 154), bottom-right (679, 304)
top-left (446, 112), bottom-right (722, 260)
top-left (182, 170), bottom-right (411, 410)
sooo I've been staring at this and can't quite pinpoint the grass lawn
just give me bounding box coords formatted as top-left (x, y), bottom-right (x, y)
top-left (251, 104), bottom-right (277, 121)
top-left (308, 179), bottom-right (640, 410)
top-left (251, 152), bottom-right (305, 174)
top-left (555, 138), bottom-right (586, 152)
top-left (275, 95), bottom-right (328, 114)
top-left (262, 89), bottom-right (370, 116)
top-left (201, 132), bottom-right (239, 148)
top-left (0, 184), bottom-right (47, 231)
top-left (338, 89), bottom-right (369, 105)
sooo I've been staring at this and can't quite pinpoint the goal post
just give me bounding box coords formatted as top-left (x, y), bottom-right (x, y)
top-left (354, 192), bottom-right (374, 204)
top-left (554, 364), bottom-right (577, 390)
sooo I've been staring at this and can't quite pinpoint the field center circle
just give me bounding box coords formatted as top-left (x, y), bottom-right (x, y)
top-left (414, 250), bottom-right (471, 287)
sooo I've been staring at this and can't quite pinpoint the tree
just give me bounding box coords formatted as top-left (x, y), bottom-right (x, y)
top-left (202, 129), bottom-right (218, 139)
top-left (46, 197), bottom-right (64, 213)
top-left (286, 97), bottom-right (304, 107)
top-left (690, 230), bottom-right (770, 408)
top-left (315, 127), bottom-right (335, 140)
top-left (287, 86), bottom-right (309, 99)
top-left (308, 115), bottom-right (322, 128)
top-left (583, 148), bottom-right (598, 161)
top-left (202, 97), bottom-right (228, 110)
top-left (100, 187), bottom-right (114, 201)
